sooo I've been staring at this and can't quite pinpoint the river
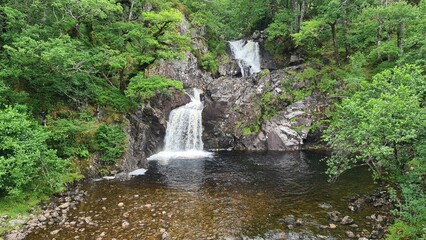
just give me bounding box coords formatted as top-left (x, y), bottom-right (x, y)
top-left (26, 151), bottom-right (376, 239)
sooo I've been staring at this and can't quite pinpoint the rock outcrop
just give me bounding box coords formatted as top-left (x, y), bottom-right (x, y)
top-left (122, 90), bottom-right (189, 170)
top-left (203, 68), bottom-right (330, 151)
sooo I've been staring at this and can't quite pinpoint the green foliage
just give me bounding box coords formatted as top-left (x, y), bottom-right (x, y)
top-left (200, 53), bottom-right (219, 73)
top-left (0, 105), bottom-right (71, 198)
top-left (317, 74), bottom-right (336, 93)
top-left (260, 92), bottom-right (278, 121)
top-left (292, 19), bottom-right (325, 48)
top-left (95, 124), bottom-right (126, 164)
top-left (242, 124), bottom-right (261, 136)
top-left (0, 80), bottom-right (27, 107)
top-left (126, 74), bottom-right (183, 102)
top-left (296, 67), bottom-right (318, 82)
top-left (47, 117), bottom-right (97, 160)
top-left (324, 65), bottom-right (425, 180)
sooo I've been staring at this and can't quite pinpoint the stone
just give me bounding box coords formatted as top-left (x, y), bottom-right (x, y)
top-left (50, 229), bottom-right (60, 235)
top-left (327, 211), bottom-right (341, 222)
top-left (329, 223), bottom-right (337, 229)
top-left (341, 215), bottom-right (354, 225)
top-left (319, 225), bottom-right (329, 229)
top-left (282, 215), bottom-right (296, 225)
top-left (59, 202), bottom-right (70, 209)
top-left (346, 231), bottom-right (355, 238)
top-left (122, 221), bottom-right (129, 228)
top-left (318, 203), bottom-right (333, 209)
top-left (38, 215), bottom-right (47, 222)
top-left (376, 214), bottom-right (384, 222)
top-left (162, 231), bottom-right (170, 240)
top-left (118, 202), bottom-right (124, 207)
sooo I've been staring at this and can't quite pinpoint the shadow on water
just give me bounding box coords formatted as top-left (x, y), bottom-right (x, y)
top-left (26, 151), bottom-right (376, 240)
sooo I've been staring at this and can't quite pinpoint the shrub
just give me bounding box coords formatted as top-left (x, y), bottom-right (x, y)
top-left (95, 124), bottom-right (126, 164)
top-left (125, 74), bottom-right (183, 102)
top-left (0, 105), bottom-right (70, 198)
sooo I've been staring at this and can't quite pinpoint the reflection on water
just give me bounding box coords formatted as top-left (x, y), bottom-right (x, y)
top-left (26, 151), bottom-right (376, 240)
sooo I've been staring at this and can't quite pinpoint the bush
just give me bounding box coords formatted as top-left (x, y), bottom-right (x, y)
top-left (125, 74), bottom-right (183, 102)
top-left (0, 105), bottom-right (70, 198)
top-left (200, 53), bottom-right (219, 73)
top-left (95, 124), bottom-right (126, 164)
top-left (47, 117), bottom-right (97, 160)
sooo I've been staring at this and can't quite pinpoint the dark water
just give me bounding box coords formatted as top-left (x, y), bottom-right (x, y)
top-left (26, 151), bottom-right (376, 239)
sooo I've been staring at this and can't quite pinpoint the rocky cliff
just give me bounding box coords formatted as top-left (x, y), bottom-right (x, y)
top-left (122, 90), bottom-right (189, 170)
top-left (123, 31), bottom-right (331, 169)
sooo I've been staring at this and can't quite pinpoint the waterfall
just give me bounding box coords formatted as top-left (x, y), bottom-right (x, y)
top-left (164, 89), bottom-right (204, 151)
top-left (229, 39), bottom-right (261, 77)
top-left (148, 89), bottom-right (212, 161)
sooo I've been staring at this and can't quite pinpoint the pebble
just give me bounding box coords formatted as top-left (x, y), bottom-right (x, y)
top-left (329, 223), bottom-right (337, 229)
top-left (59, 202), bottom-right (70, 209)
top-left (318, 203), bottom-right (333, 209)
top-left (341, 215), bottom-right (354, 225)
top-left (38, 215), bottom-right (47, 222)
top-left (345, 230), bottom-right (355, 238)
top-left (50, 229), bottom-right (60, 235)
top-left (350, 223), bottom-right (359, 228)
top-left (118, 202), bottom-right (124, 207)
top-left (122, 221), bottom-right (130, 228)
top-left (162, 231), bottom-right (170, 239)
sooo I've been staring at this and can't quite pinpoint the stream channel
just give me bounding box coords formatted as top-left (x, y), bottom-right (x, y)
top-left (26, 151), bottom-right (377, 240)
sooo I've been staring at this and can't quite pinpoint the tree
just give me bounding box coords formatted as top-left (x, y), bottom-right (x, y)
top-left (324, 65), bottom-right (425, 180)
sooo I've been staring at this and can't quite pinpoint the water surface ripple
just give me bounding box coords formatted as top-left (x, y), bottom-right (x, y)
top-left (26, 151), bottom-right (376, 239)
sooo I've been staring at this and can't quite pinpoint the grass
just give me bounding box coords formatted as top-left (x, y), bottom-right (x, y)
top-left (0, 194), bottom-right (47, 235)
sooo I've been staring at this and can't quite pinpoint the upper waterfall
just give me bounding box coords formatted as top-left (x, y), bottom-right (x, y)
top-left (229, 39), bottom-right (261, 77)
top-left (148, 89), bottom-right (212, 161)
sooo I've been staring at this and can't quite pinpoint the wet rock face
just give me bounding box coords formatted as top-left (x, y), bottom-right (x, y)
top-left (145, 52), bottom-right (213, 89)
top-left (202, 74), bottom-right (265, 150)
top-left (123, 91), bottom-right (190, 170)
top-left (203, 68), bottom-right (330, 151)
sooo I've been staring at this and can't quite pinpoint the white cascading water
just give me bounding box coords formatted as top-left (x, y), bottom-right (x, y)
top-left (148, 89), bottom-right (212, 161)
top-left (229, 39), bottom-right (261, 77)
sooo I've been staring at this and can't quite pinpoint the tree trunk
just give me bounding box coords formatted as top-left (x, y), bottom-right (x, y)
top-left (387, 25), bottom-right (392, 61)
top-left (330, 21), bottom-right (340, 66)
top-left (128, 0), bottom-right (134, 21)
top-left (292, 0), bottom-right (299, 33)
top-left (377, 18), bottom-right (383, 60)
top-left (397, 22), bottom-right (404, 56)
top-left (343, 19), bottom-right (350, 63)
top-left (298, 0), bottom-right (307, 32)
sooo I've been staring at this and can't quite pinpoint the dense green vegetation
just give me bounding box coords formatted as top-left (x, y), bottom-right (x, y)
top-left (0, 0), bottom-right (425, 238)
top-left (0, 0), bottom-right (188, 216)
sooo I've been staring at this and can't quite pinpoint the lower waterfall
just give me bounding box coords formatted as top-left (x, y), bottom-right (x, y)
top-left (148, 89), bottom-right (212, 161)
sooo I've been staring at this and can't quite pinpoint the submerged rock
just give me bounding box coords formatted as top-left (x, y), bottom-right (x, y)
top-left (327, 211), bottom-right (341, 222)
